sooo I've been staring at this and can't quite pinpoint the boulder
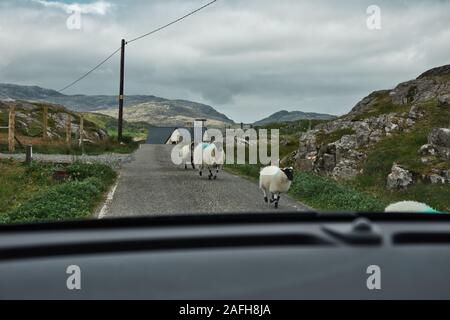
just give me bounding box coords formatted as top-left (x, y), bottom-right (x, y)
top-left (419, 144), bottom-right (438, 156)
top-left (298, 131), bottom-right (319, 156)
top-left (438, 94), bottom-right (450, 108)
top-left (322, 153), bottom-right (336, 172)
top-left (369, 129), bottom-right (383, 143)
top-left (428, 128), bottom-right (450, 148)
top-left (297, 158), bottom-right (314, 172)
top-left (332, 160), bottom-right (359, 180)
top-left (408, 105), bottom-right (424, 120)
top-left (424, 169), bottom-right (450, 185)
top-left (387, 164), bottom-right (414, 190)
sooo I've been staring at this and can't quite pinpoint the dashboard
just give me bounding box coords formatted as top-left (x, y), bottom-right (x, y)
top-left (1, 212), bottom-right (450, 300)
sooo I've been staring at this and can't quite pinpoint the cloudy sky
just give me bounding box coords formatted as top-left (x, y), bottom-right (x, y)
top-left (0, 0), bottom-right (449, 122)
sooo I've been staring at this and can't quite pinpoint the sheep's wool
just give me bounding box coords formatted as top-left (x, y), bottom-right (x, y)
top-left (385, 201), bottom-right (440, 213)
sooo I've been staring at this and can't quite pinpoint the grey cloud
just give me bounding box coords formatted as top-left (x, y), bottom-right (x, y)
top-left (0, 0), bottom-right (450, 122)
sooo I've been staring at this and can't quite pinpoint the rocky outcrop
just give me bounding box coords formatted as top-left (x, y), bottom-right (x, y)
top-left (420, 128), bottom-right (450, 161)
top-left (438, 94), bottom-right (450, 108)
top-left (296, 105), bottom-right (420, 180)
top-left (424, 169), bottom-right (450, 185)
top-left (295, 64), bottom-right (450, 183)
top-left (387, 164), bottom-right (414, 190)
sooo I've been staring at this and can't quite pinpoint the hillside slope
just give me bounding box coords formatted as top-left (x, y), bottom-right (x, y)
top-left (0, 83), bottom-right (234, 126)
top-left (0, 100), bottom-right (106, 142)
top-left (254, 110), bottom-right (336, 125)
top-left (96, 101), bottom-right (233, 127)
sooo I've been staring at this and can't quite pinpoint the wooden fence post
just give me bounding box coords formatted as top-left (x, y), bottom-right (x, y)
top-left (66, 114), bottom-right (72, 146)
top-left (8, 105), bottom-right (15, 153)
top-left (25, 145), bottom-right (33, 164)
top-left (43, 106), bottom-right (48, 140)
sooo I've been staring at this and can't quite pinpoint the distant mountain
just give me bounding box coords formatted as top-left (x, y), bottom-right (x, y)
top-left (0, 83), bottom-right (234, 127)
top-left (254, 110), bottom-right (336, 126)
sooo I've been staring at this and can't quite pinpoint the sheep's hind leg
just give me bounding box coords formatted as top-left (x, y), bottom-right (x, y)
top-left (208, 168), bottom-right (213, 180)
top-left (274, 193), bottom-right (281, 209)
top-left (262, 189), bottom-right (268, 203)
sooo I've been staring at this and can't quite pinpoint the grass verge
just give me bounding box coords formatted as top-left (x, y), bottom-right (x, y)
top-left (225, 164), bottom-right (384, 212)
top-left (0, 160), bottom-right (117, 224)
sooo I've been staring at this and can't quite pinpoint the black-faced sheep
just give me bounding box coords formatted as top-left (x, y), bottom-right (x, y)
top-left (259, 166), bottom-right (294, 209)
top-left (193, 143), bottom-right (226, 180)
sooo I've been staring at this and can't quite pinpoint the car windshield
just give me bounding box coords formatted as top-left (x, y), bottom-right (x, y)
top-left (0, 0), bottom-right (449, 226)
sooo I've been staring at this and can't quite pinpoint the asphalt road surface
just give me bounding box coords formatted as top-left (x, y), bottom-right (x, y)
top-left (103, 145), bottom-right (310, 217)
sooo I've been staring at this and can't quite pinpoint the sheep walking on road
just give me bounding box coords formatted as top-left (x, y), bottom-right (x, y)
top-left (259, 166), bottom-right (294, 209)
top-left (194, 143), bottom-right (226, 180)
top-left (180, 142), bottom-right (196, 170)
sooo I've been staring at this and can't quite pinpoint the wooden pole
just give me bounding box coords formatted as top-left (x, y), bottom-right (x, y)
top-left (25, 145), bottom-right (33, 164)
top-left (79, 115), bottom-right (84, 147)
top-left (66, 114), bottom-right (72, 146)
top-left (43, 106), bottom-right (48, 140)
top-left (118, 38), bottom-right (126, 142)
top-left (8, 105), bottom-right (15, 153)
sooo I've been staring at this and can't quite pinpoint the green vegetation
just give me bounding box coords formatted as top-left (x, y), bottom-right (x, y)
top-left (353, 91), bottom-right (411, 121)
top-left (316, 128), bottom-right (356, 146)
top-left (0, 160), bottom-right (117, 224)
top-left (254, 119), bottom-right (327, 136)
top-left (83, 113), bottom-right (149, 141)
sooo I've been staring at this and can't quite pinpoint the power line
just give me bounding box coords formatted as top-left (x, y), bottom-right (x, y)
top-left (127, 0), bottom-right (217, 44)
top-left (58, 0), bottom-right (218, 93)
top-left (58, 47), bottom-right (121, 92)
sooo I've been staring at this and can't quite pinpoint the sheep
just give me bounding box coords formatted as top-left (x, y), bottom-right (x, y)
top-left (259, 166), bottom-right (294, 209)
top-left (193, 142), bottom-right (226, 180)
top-left (180, 142), bottom-right (196, 170)
top-left (385, 201), bottom-right (442, 214)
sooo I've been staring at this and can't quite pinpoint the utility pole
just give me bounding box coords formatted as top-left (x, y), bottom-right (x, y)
top-left (118, 38), bottom-right (126, 142)
top-left (8, 104), bottom-right (15, 153)
top-left (43, 106), bottom-right (48, 140)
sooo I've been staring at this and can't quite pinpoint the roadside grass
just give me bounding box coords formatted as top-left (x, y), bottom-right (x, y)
top-left (0, 160), bottom-right (117, 224)
top-left (352, 100), bottom-right (450, 212)
top-left (225, 163), bottom-right (384, 212)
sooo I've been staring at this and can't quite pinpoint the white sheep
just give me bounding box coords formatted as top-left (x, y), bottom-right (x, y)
top-left (385, 201), bottom-right (441, 214)
top-left (259, 166), bottom-right (294, 209)
top-left (180, 142), bottom-right (196, 170)
top-left (193, 142), bottom-right (226, 180)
